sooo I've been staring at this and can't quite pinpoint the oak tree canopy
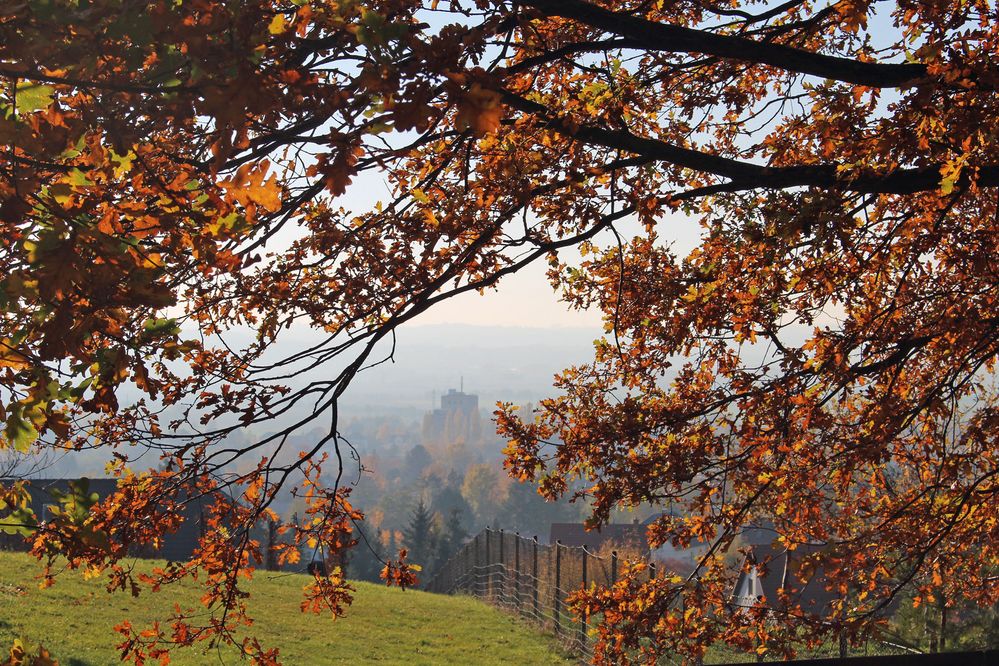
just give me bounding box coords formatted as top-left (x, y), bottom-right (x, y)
top-left (1, 0), bottom-right (997, 663)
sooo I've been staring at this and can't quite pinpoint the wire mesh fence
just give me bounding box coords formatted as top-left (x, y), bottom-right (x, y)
top-left (425, 528), bottom-right (933, 664)
top-left (426, 527), bottom-right (646, 661)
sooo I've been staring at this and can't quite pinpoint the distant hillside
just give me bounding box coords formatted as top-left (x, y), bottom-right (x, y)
top-left (0, 551), bottom-right (573, 665)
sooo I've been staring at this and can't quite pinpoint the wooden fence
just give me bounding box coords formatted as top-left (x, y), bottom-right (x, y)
top-left (424, 527), bottom-right (992, 664)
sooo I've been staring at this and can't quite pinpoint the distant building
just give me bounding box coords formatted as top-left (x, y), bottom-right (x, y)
top-left (648, 517), bottom-right (776, 572)
top-left (549, 519), bottom-right (648, 552)
top-left (422, 387), bottom-right (481, 444)
top-left (0, 478), bottom-right (206, 561)
top-left (551, 514), bottom-right (776, 575)
top-left (441, 387), bottom-right (478, 414)
top-left (731, 543), bottom-right (838, 616)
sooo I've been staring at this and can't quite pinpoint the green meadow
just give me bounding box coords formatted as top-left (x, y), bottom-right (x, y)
top-left (0, 551), bottom-right (574, 665)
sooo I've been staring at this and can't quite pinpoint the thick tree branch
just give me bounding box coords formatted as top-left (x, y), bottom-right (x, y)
top-left (503, 91), bottom-right (999, 195)
top-left (520, 0), bottom-right (928, 88)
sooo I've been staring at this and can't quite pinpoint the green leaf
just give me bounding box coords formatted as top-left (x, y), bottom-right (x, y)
top-left (68, 168), bottom-right (93, 187)
top-left (0, 506), bottom-right (38, 535)
top-left (51, 478), bottom-right (101, 522)
top-left (68, 376), bottom-right (94, 400)
top-left (110, 150), bottom-right (136, 179)
top-left (14, 82), bottom-right (55, 114)
top-left (143, 317), bottom-right (181, 337)
top-left (4, 406), bottom-right (39, 452)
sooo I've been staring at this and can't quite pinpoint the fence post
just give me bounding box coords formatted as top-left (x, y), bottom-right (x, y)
top-left (464, 541), bottom-right (475, 589)
top-left (266, 519), bottom-right (278, 571)
top-left (579, 547), bottom-right (588, 649)
top-left (554, 540), bottom-right (562, 636)
top-left (839, 589), bottom-right (849, 658)
top-left (466, 538), bottom-right (472, 593)
top-left (474, 533), bottom-right (480, 597)
top-left (485, 528), bottom-right (492, 600)
top-left (465, 539), bottom-right (471, 593)
top-left (514, 533), bottom-right (521, 612)
top-left (611, 550), bottom-right (618, 584)
top-left (499, 529), bottom-right (506, 606)
top-left (532, 536), bottom-right (539, 620)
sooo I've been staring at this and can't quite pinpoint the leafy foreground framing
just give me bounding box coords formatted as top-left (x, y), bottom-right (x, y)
top-left (1, 0), bottom-right (997, 663)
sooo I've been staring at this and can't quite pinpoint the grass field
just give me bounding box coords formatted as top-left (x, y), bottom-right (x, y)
top-left (0, 551), bottom-right (575, 665)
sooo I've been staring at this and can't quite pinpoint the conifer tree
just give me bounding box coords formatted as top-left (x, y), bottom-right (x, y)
top-left (401, 499), bottom-right (437, 570)
top-left (431, 507), bottom-right (469, 577)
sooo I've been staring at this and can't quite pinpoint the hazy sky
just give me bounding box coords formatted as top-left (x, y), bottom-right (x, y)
top-left (408, 212), bottom-right (706, 329)
top-left (413, 259), bottom-right (600, 328)
top-left (318, 144), bottom-right (710, 331)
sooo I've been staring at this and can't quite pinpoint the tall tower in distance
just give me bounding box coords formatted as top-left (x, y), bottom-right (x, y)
top-left (440, 387), bottom-right (478, 415)
top-left (423, 385), bottom-right (479, 444)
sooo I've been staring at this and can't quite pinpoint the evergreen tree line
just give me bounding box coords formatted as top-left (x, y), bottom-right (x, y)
top-left (347, 501), bottom-right (468, 585)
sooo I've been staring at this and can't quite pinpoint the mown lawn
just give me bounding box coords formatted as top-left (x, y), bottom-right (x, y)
top-left (0, 551), bottom-right (575, 665)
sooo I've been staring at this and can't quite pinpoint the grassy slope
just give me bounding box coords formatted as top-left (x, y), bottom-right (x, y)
top-left (0, 552), bottom-right (574, 665)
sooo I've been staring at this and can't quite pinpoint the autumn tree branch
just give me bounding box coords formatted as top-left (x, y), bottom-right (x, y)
top-left (502, 91), bottom-right (999, 194)
top-left (520, 0), bottom-right (929, 88)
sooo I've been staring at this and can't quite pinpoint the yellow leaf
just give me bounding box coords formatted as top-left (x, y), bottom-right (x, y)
top-left (939, 155), bottom-right (967, 194)
top-left (247, 173), bottom-right (282, 213)
top-left (111, 150), bottom-right (136, 179)
top-left (0, 339), bottom-right (29, 371)
top-left (222, 162), bottom-right (283, 214)
top-left (268, 14), bottom-right (287, 34)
